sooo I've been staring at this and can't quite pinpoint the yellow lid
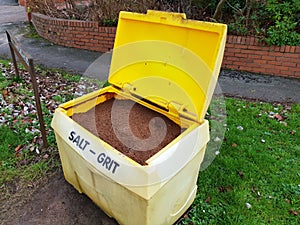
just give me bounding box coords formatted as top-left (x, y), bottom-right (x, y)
top-left (109, 10), bottom-right (227, 122)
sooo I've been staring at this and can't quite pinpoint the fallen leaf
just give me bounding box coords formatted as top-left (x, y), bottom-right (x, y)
top-left (2, 89), bottom-right (8, 97)
top-left (289, 209), bottom-right (298, 216)
top-left (232, 143), bottom-right (238, 148)
top-left (218, 186), bottom-right (227, 193)
top-left (15, 145), bottom-right (22, 152)
top-left (274, 114), bottom-right (283, 121)
top-left (205, 196), bottom-right (211, 203)
top-left (279, 121), bottom-right (288, 126)
top-left (238, 171), bottom-right (244, 179)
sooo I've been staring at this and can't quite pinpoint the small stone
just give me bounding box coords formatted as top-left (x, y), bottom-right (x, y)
top-left (245, 203), bottom-right (252, 209)
top-left (237, 126), bottom-right (244, 131)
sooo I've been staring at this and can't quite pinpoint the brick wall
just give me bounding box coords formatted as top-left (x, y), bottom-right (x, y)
top-left (32, 13), bottom-right (116, 53)
top-left (223, 36), bottom-right (300, 78)
top-left (32, 13), bottom-right (300, 79)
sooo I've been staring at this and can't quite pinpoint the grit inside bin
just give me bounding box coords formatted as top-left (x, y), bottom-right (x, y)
top-left (51, 10), bottom-right (227, 225)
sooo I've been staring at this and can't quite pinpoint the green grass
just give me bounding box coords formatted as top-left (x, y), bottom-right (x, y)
top-left (178, 99), bottom-right (300, 225)
top-left (0, 59), bottom-right (105, 189)
top-left (24, 23), bottom-right (41, 39)
top-left (1, 59), bottom-right (299, 223)
top-left (0, 126), bottom-right (21, 170)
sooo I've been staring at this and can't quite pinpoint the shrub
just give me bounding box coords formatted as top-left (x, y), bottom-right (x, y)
top-left (265, 0), bottom-right (300, 46)
top-left (28, 0), bottom-right (300, 46)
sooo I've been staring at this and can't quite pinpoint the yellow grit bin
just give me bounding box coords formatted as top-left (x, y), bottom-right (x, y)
top-left (51, 10), bottom-right (227, 225)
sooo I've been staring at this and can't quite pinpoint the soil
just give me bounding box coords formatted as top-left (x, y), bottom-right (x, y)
top-left (72, 97), bottom-right (182, 165)
top-left (1, 170), bottom-right (119, 225)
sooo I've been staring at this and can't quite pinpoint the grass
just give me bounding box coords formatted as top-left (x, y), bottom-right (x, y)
top-left (178, 99), bottom-right (300, 225)
top-left (0, 59), bottom-right (105, 189)
top-left (24, 23), bottom-right (41, 39)
top-left (1, 59), bottom-right (299, 223)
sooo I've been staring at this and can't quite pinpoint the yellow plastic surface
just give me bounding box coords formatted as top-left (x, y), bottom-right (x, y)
top-left (51, 87), bottom-right (210, 225)
top-left (51, 10), bottom-right (225, 225)
top-left (109, 10), bottom-right (227, 122)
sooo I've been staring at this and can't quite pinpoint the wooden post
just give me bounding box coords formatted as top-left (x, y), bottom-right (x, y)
top-left (6, 32), bottom-right (20, 78)
top-left (6, 31), bottom-right (48, 148)
top-left (28, 59), bottom-right (48, 148)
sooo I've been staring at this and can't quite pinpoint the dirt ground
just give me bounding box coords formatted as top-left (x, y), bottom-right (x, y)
top-left (1, 170), bottom-right (119, 225)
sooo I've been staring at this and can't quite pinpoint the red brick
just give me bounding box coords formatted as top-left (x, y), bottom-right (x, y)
top-left (247, 45), bottom-right (263, 50)
top-left (280, 70), bottom-right (293, 76)
top-left (267, 60), bottom-right (280, 65)
top-left (285, 46), bottom-right (291, 53)
top-left (235, 44), bottom-right (248, 49)
top-left (266, 68), bottom-right (279, 75)
top-left (241, 49), bottom-right (254, 54)
top-left (262, 55), bottom-right (276, 61)
top-left (233, 61), bottom-right (247, 66)
top-left (225, 43), bottom-right (235, 48)
top-left (244, 36), bottom-right (251, 45)
top-left (227, 35), bottom-right (234, 43)
top-left (289, 66), bottom-right (300, 72)
top-left (280, 46), bottom-right (286, 52)
top-left (239, 66), bottom-right (254, 71)
top-left (271, 52), bottom-right (284, 57)
top-left (279, 57), bottom-right (299, 63)
top-left (226, 47), bottom-right (241, 53)
top-left (253, 59), bottom-right (267, 65)
top-left (295, 46), bottom-right (300, 54)
top-left (224, 52), bottom-right (235, 58)
top-left (274, 65), bottom-right (289, 71)
top-left (74, 34), bottom-right (85, 39)
top-left (282, 53), bottom-right (299, 59)
top-left (290, 46), bottom-right (296, 53)
top-left (282, 62), bottom-right (297, 67)
top-left (75, 27), bottom-right (84, 31)
top-left (234, 53), bottom-right (247, 58)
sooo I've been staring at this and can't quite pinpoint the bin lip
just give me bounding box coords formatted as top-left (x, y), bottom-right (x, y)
top-left (108, 10), bottom-right (227, 122)
top-left (52, 106), bottom-right (208, 166)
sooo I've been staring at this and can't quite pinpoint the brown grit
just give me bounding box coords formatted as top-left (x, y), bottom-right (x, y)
top-left (72, 98), bottom-right (182, 165)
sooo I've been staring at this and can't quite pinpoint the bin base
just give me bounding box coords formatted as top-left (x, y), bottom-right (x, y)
top-left (56, 133), bottom-right (206, 225)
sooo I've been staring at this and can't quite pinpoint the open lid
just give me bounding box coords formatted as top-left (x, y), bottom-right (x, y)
top-left (109, 10), bottom-right (227, 122)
